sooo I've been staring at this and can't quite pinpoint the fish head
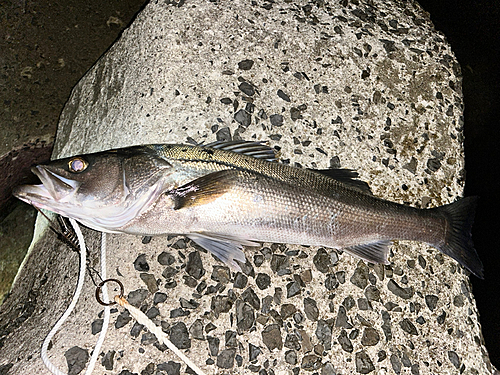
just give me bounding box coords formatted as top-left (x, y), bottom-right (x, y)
top-left (13, 146), bottom-right (174, 232)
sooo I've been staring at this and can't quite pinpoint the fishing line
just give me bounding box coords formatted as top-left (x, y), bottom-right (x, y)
top-left (40, 219), bottom-right (111, 375)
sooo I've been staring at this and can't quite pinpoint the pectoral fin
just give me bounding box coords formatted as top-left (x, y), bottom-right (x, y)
top-left (168, 169), bottom-right (240, 210)
top-left (343, 240), bottom-right (392, 265)
top-left (188, 232), bottom-right (260, 270)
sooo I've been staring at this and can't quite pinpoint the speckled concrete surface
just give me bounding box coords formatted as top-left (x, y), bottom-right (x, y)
top-left (0, 0), bottom-right (496, 374)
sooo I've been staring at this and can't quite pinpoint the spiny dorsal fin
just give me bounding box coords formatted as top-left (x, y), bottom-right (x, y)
top-left (312, 168), bottom-right (372, 194)
top-left (204, 140), bottom-right (277, 162)
top-left (168, 169), bottom-right (239, 210)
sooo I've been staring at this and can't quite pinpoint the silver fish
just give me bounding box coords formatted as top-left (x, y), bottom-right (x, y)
top-left (13, 141), bottom-right (483, 278)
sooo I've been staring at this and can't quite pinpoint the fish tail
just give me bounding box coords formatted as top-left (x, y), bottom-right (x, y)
top-left (432, 196), bottom-right (483, 278)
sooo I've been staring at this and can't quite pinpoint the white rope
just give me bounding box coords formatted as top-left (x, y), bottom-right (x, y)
top-left (114, 296), bottom-right (207, 375)
top-left (84, 232), bottom-right (110, 375)
top-left (41, 218), bottom-right (87, 375)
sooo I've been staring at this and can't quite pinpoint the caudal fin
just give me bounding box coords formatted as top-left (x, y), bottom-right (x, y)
top-left (433, 196), bottom-right (483, 278)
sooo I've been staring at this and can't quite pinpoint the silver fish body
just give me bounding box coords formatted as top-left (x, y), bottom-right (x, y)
top-left (13, 141), bottom-right (483, 277)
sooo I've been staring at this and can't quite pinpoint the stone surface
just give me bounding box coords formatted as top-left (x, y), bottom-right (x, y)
top-left (0, 0), bottom-right (496, 374)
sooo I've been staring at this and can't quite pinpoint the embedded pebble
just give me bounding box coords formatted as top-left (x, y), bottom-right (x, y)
top-left (134, 254), bottom-right (149, 272)
top-left (146, 306), bottom-right (160, 319)
top-left (157, 361), bottom-right (181, 375)
top-left (189, 319), bottom-right (204, 340)
top-left (256, 273), bottom-right (271, 290)
top-left (335, 306), bottom-right (353, 329)
top-left (262, 324), bottom-right (282, 350)
top-left (425, 295), bottom-right (439, 311)
top-left (355, 351), bottom-right (375, 374)
top-left (169, 322), bottom-right (190, 349)
top-left (249, 343), bottom-right (261, 361)
top-left (301, 354), bottom-right (321, 371)
top-left (217, 348), bottom-right (236, 369)
top-left (207, 336), bottom-right (220, 356)
top-left (315, 319), bottom-right (333, 350)
top-left (130, 322), bottom-right (144, 338)
top-left (101, 350), bottom-right (115, 370)
top-left (241, 287), bottom-right (260, 310)
top-left (285, 350), bottom-right (297, 365)
top-left (91, 319), bottom-right (103, 335)
top-left (303, 297), bottom-right (319, 321)
top-left (270, 254), bottom-right (290, 275)
top-left (153, 292), bottom-right (167, 304)
top-left (162, 266), bottom-right (178, 279)
top-left (236, 300), bottom-right (255, 332)
top-left (387, 279), bottom-right (414, 299)
top-left (64, 346), bottom-right (88, 375)
top-left (448, 350), bottom-right (461, 369)
top-left (115, 310), bottom-right (132, 328)
top-left (140, 273), bottom-right (158, 293)
top-left (127, 289), bottom-right (149, 307)
top-left (157, 252), bottom-right (175, 266)
top-left (338, 330), bottom-right (353, 353)
top-left (350, 261), bottom-right (369, 289)
top-left (361, 327), bottom-right (380, 346)
top-left (365, 285), bottom-right (381, 302)
top-left (286, 280), bottom-right (301, 298)
top-left (399, 318), bottom-right (418, 335)
top-left (313, 248), bottom-right (331, 273)
top-left (186, 251), bottom-right (205, 280)
top-left (233, 272), bottom-right (248, 289)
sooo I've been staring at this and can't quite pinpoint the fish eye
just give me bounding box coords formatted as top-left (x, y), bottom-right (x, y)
top-left (68, 157), bottom-right (88, 173)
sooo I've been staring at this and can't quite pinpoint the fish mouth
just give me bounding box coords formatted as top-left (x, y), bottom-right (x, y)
top-left (13, 165), bottom-right (80, 208)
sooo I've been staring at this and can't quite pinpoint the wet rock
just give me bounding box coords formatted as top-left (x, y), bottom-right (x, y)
top-left (186, 251), bottom-right (205, 280)
top-left (64, 346), bottom-right (89, 375)
top-left (304, 297), bottom-right (319, 321)
top-left (127, 289), bottom-right (149, 307)
top-left (101, 350), bottom-right (115, 370)
top-left (140, 273), bottom-right (158, 293)
top-left (355, 351), bottom-right (375, 374)
top-left (153, 292), bottom-right (167, 304)
top-left (350, 261), bottom-right (369, 289)
top-left (338, 329), bottom-right (353, 353)
top-left (158, 252), bottom-right (175, 266)
top-left (387, 279), bottom-right (414, 299)
top-left (169, 322), bottom-right (190, 349)
top-left (301, 354), bottom-right (321, 371)
top-left (189, 319), bottom-right (204, 340)
top-left (256, 273), bottom-right (271, 290)
top-left (399, 318), bottom-right (418, 335)
top-left (249, 343), bottom-right (261, 361)
top-left (91, 319), bottom-right (103, 335)
top-left (157, 361), bottom-right (181, 375)
top-left (217, 348), bottom-right (236, 369)
top-left (134, 254), bottom-right (149, 272)
top-left (425, 295), bottom-right (439, 311)
top-left (361, 327), bottom-right (380, 346)
top-left (262, 324), bottom-right (282, 350)
top-left (207, 336), bottom-right (220, 356)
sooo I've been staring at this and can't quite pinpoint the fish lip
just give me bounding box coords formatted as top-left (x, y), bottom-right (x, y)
top-left (14, 165), bottom-right (80, 205)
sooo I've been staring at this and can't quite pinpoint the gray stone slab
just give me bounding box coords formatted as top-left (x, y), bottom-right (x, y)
top-left (1, 0), bottom-right (496, 374)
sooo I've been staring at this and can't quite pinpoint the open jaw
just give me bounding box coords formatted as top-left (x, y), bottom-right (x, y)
top-left (12, 165), bottom-right (81, 213)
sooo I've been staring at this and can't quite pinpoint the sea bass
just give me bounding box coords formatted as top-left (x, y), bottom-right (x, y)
top-left (13, 141), bottom-right (483, 278)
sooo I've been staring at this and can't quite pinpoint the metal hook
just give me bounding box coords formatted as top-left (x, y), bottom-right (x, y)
top-left (95, 278), bottom-right (124, 306)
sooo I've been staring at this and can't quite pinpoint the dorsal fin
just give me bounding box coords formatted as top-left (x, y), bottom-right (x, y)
top-left (204, 140), bottom-right (277, 162)
top-left (311, 168), bottom-right (372, 194)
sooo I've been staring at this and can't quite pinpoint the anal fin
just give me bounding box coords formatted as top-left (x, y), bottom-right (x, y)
top-left (343, 240), bottom-right (392, 265)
